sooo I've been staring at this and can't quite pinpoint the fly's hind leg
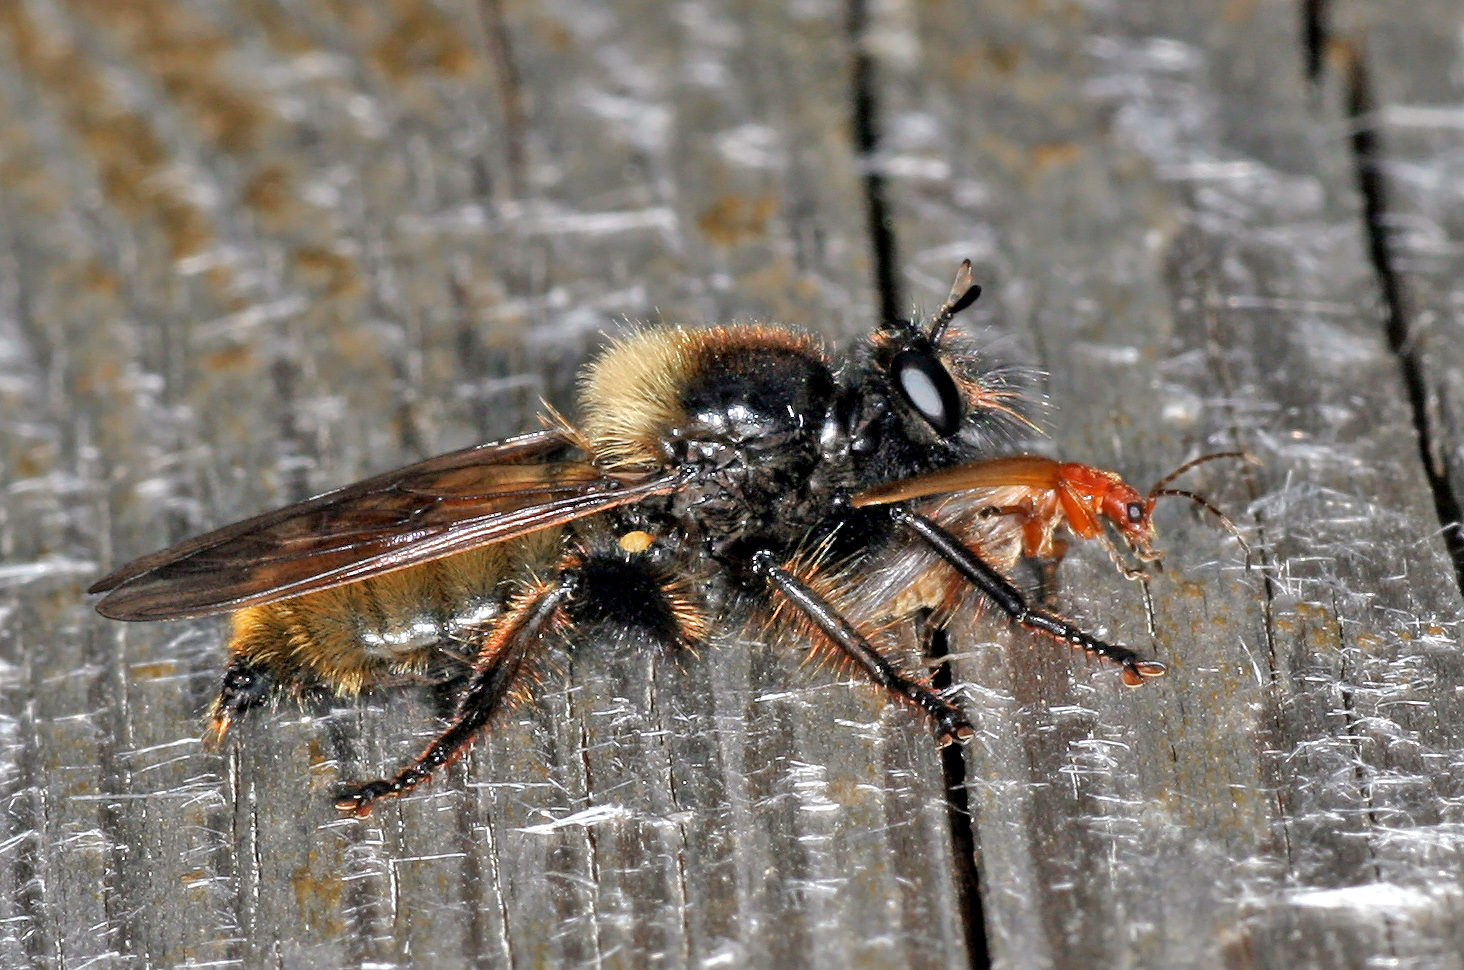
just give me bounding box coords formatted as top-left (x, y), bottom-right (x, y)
top-left (335, 572), bottom-right (576, 816)
top-left (335, 543), bottom-right (707, 817)
top-left (751, 550), bottom-right (972, 744)
top-left (204, 656), bottom-right (277, 748)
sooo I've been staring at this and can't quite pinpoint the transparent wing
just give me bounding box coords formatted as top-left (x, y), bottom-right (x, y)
top-left (91, 430), bottom-right (679, 620)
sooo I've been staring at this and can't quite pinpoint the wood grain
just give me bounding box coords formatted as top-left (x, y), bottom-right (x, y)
top-left (876, 0), bottom-right (1464, 966)
top-left (0, 0), bottom-right (1461, 968)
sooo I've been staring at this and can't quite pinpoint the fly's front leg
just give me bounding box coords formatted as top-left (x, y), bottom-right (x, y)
top-left (891, 508), bottom-right (1166, 686)
top-left (335, 570), bottom-right (577, 816)
top-left (750, 550), bottom-right (972, 744)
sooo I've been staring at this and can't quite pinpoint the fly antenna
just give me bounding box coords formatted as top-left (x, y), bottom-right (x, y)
top-left (928, 259), bottom-right (982, 346)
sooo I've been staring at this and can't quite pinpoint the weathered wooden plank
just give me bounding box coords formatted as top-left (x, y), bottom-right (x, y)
top-left (1336, 0), bottom-right (1464, 534)
top-left (875, 0), bottom-right (1464, 966)
top-left (8, 0), bottom-right (1464, 967)
top-left (0, 0), bottom-right (981, 967)
top-left (1319, 0), bottom-right (1464, 961)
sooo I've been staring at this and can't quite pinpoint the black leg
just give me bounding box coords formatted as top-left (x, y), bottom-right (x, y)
top-left (750, 550), bottom-right (972, 743)
top-left (891, 509), bottom-right (1166, 685)
top-left (204, 657), bottom-right (275, 748)
top-left (336, 572), bottom-right (577, 816)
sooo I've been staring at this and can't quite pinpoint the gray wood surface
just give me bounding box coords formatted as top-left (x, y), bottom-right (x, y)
top-left (0, 1), bottom-right (1461, 968)
top-left (878, 1), bottom-right (1464, 967)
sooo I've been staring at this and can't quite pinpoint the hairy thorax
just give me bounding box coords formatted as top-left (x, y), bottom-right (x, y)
top-left (668, 343), bottom-right (840, 555)
top-left (580, 326), bottom-right (846, 558)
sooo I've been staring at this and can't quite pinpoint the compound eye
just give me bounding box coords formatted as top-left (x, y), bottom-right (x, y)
top-left (891, 349), bottom-right (962, 437)
top-left (1126, 501), bottom-right (1145, 524)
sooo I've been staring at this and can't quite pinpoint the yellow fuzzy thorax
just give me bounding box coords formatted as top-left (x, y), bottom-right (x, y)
top-left (577, 324), bottom-right (823, 469)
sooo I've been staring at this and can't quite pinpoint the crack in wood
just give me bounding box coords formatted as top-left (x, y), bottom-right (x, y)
top-left (848, 0), bottom-right (901, 326)
top-left (1344, 34), bottom-right (1464, 596)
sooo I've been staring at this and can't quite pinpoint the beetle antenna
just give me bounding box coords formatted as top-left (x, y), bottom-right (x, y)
top-left (1151, 488), bottom-right (1251, 556)
top-left (928, 259), bottom-right (982, 346)
top-left (1147, 450), bottom-right (1251, 495)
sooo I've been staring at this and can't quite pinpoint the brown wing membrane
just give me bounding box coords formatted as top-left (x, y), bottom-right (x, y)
top-left (91, 430), bottom-right (680, 621)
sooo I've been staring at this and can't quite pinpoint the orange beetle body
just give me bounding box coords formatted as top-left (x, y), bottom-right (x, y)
top-left (854, 451), bottom-right (1242, 579)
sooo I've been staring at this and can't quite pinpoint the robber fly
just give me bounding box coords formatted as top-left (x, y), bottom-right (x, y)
top-left (92, 262), bottom-right (1221, 816)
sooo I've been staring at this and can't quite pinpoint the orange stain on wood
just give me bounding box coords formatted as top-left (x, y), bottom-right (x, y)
top-left (0, 3), bottom-right (215, 259)
top-left (698, 194), bottom-right (777, 247)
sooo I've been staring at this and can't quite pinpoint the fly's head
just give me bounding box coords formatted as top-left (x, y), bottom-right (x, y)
top-left (833, 261), bottom-right (1037, 489)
